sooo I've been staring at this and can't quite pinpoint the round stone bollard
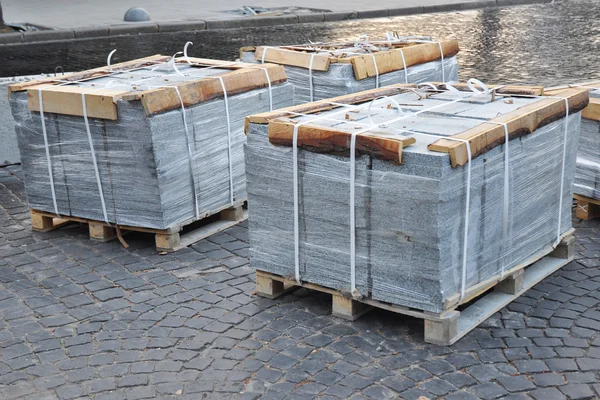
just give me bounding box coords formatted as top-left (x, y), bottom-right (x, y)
top-left (124, 7), bottom-right (151, 22)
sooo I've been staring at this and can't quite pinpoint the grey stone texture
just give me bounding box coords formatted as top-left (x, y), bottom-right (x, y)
top-left (0, 164), bottom-right (599, 399)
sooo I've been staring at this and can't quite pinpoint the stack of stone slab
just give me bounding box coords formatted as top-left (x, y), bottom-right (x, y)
top-left (245, 83), bottom-right (588, 313)
top-left (9, 55), bottom-right (294, 230)
top-left (241, 37), bottom-right (459, 105)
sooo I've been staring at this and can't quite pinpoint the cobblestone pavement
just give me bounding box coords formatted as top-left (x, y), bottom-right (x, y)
top-left (1, 163), bottom-right (600, 400)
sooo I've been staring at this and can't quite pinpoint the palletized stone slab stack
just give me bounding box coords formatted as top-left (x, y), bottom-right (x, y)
top-left (9, 56), bottom-right (294, 230)
top-left (241, 37), bottom-right (459, 105)
top-left (245, 83), bottom-right (587, 313)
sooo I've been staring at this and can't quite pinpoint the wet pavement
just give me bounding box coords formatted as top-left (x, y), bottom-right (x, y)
top-left (2, 0), bottom-right (600, 85)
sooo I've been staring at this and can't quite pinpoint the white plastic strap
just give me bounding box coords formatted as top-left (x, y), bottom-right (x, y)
top-left (38, 88), bottom-right (61, 217)
top-left (216, 76), bottom-right (235, 206)
top-left (399, 49), bottom-right (408, 84)
top-left (556, 98), bottom-right (569, 245)
top-left (261, 68), bottom-right (273, 111)
top-left (370, 54), bottom-right (380, 89)
top-left (349, 132), bottom-right (357, 295)
top-left (81, 93), bottom-right (109, 224)
top-left (293, 123), bottom-right (301, 285)
top-left (107, 49), bottom-right (117, 72)
top-left (173, 87), bottom-right (200, 218)
top-left (437, 42), bottom-right (446, 82)
top-left (184, 41), bottom-right (194, 65)
top-left (308, 53), bottom-right (316, 102)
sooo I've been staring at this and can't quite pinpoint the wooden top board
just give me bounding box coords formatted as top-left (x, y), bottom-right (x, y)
top-left (246, 83), bottom-right (589, 167)
top-left (246, 39), bottom-right (459, 81)
top-left (8, 55), bottom-right (287, 120)
top-left (545, 82), bottom-right (600, 121)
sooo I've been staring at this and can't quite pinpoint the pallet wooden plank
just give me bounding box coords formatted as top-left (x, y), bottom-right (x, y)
top-left (450, 254), bottom-right (572, 346)
top-left (332, 295), bottom-right (373, 321)
top-left (427, 88), bottom-right (589, 167)
top-left (161, 208), bottom-right (249, 252)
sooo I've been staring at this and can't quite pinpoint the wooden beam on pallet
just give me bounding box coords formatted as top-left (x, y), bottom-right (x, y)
top-left (267, 119), bottom-right (415, 164)
top-left (427, 88), bottom-right (589, 167)
top-left (27, 84), bottom-right (126, 120)
top-left (254, 46), bottom-right (331, 72)
top-left (582, 98), bottom-right (600, 121)
top-left (350, 40), bottom-right (459, 80)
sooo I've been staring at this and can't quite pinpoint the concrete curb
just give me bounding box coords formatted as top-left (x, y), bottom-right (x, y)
top-left (0, 0), bottom-right (552, 45)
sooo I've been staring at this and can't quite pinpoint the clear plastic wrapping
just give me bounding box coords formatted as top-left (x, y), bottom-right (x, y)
top-left (246, 90), bottom-right (580, 313)
top-left (574, 89), bottom-right (600, 199)
top-left (241, 52), bottom-right (458, 105)
top-left (10, 63), bottom-right (295, 230)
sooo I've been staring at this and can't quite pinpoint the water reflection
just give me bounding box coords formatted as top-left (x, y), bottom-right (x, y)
top-left (2, 0), bottom-right (600, 85)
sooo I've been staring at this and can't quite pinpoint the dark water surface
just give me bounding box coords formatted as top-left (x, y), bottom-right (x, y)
top-left (2, 0), bottom-right (600, 85)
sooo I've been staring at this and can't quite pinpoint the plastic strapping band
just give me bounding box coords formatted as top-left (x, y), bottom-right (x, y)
top-left (370, 54), bottom-right (380, 89)
top-left (261, 68), bottom-right (273, 111)
top-left (349, 132), bottom-right (357, 294)
top-left (485, 121), bottom-right (510, 278)
top-left (556, 97), bottom-right (569, 245)
top-left (81, 93), bottom-right (109, 224)
top-left (437, 42), bottom-right (446, 82)
top-left (217, 76), bottom-right (235, 206)
top-left (173, 87), bottom-right (200, 219)
top-left (399, 49), bottom-right (409, 84)
top-left (293, 123), bottom-right (301, 284)
top-left (38, 88), bottom-right (61, 217)
top-left (308, 53), bottom-right (316, 102)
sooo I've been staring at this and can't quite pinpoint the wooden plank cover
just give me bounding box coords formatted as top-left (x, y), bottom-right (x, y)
top-left (254, 47), bottom-right (331, 72)
top-left (427, 88), bottom-right (590, 167)
top-left (267, 119), bottom-right (415, 164)
top-left (545, 83), bottom-right (600, 121)
top-left (17, 57), bottom-right (287, 119)
top-left (28, 84), bottom-right (127, 120)
top-left (251, 40), bottom-right (459, 80)
top-left (434, 82), bottom-right (544, 96)
top-left (351, 40), bottom-right (459, 80)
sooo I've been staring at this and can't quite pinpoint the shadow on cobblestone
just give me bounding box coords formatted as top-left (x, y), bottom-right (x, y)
top-left (1, 160), bottom-right (600, 398)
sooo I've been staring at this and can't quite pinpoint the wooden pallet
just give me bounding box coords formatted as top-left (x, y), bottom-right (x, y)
top-left (30, 201), bottom-right (247, 252)
top-left (574, 194), bottom-right (600, 220)
top-left (255, 230), bottom-right (574, 346)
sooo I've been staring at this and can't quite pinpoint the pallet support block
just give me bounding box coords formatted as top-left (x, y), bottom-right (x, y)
top-left (575, 197), bottom-right (600, 220)
top-left (30, 210), bottom-right (69, 232)
top-left (494, 270), bottom-right (524, 295)
top-left (89, 222), bottom-right (116, 242)
top-left (155, 232), bottom-right (181, 252)
top-left (424, 311), bottom-right (460, 345)
top-left (256, 274), bottom-right (286, 299)
top-left (332, 294), bottom-right (373, 321)
top-left (550, 234), bottom-right (575, 259)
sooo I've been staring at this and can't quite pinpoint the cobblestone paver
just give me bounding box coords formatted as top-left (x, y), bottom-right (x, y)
top-left (1, 164), bottom-right (600, 400)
